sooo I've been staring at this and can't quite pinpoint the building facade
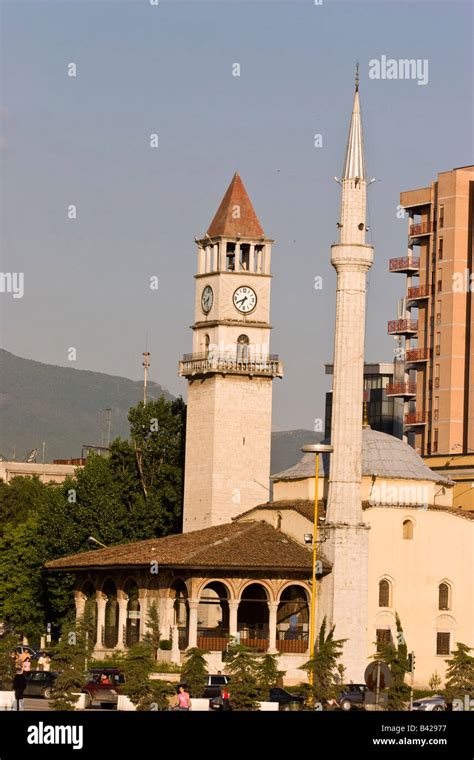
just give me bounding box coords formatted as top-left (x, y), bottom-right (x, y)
top-left (388, 166), bottom-right (474, 455)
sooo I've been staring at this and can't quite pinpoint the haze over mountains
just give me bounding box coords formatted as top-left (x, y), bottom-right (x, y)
top-left (0, 350), bottom-right (320, 472)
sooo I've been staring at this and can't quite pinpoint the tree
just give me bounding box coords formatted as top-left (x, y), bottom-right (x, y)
top-left (428, 672), bottom-right (442, 692)
top-left (143, 601), bottom-right (161, 660)
top-left (0, 476), bottom-right (51, 534)
top-left (444, 643), bottom-right (474, 703)
top-left (50, 610), bottom-right (95, 711)
top-left (226, 644), bottom-right (261, 711)
top-left (180, 647), bottom-right (209, 697)
top-left (256, 654), bottom-right (285, 700)
top-left (121, 640), bottom-right (173, 710)
top-left (0, 634), bottom-right (18, 689)
top-left (374, 613), bottom-right (410, 711)
top-left (300, 617), bottom-right (346, 706)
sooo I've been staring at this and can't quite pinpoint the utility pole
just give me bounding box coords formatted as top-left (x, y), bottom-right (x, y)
top-left (102, 408), bottom-right (112, 449)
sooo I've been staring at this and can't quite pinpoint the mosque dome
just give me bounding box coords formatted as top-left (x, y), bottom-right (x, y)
top-left (272, 427), bottom-right (452, 485)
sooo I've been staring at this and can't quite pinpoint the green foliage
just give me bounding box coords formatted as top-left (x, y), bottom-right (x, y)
top-left (256, 654), bottom-right (285, 700)
top-left (50, 610), bottom-right (95, 711)
top-left (121, 640), bottom-right (174, 710)
top-left (374, 613), bottom-right (411, 711)
top-left (0, 476), bottom-right (52, 534)
top-left (444, 643), bottom-right (474, 703)
top-left (143, 601), bottom-right (161, 660)
top-left (159, 640), bottom-right (172, 650)
top-left (428, 671), bottom-right (442, 692)
top-left (300, 617), bottom-right (346, 705)
top-left (180, 647), bottom-right (209, 697)
top-left (154, 660), bottom-right (181, 673)
top-left (0, 634), bottom-right (18, 689)
top-left (226, 644), bottom-right (260, 711)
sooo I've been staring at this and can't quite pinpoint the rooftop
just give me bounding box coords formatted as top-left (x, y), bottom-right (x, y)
top-left (206, 172), bottom-right (265, 239)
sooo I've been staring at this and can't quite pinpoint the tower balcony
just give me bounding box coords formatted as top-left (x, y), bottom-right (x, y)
top-left (409, 221), bottom-right (434, 237)
top-left (404, 411), bottom-right (427, 427)
top-left (179, 352), bottom-right (283, 379)
top-left (386, 382), bottom-right (416, 398)
top-left (406, 347), bottom-right (431, 364)
top-left (389, 256), bottom-right (420, 274)
top-left (387, 319), bottom-right (418, 336)
top-left (407, 284), bottom-right (432, 301)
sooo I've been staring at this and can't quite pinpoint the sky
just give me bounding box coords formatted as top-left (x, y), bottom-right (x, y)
top-left (1, 0), bottom-right (472, 431)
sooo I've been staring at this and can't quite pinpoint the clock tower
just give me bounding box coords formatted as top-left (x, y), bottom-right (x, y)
top-left (179, 172), bottom-right (283, 532)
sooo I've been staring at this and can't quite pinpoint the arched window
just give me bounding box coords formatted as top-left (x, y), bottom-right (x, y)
top-left (402, 519), bottom-right (414, 540)
top-left (438, 582), bottom-right (450, 611)
top-left (236, 334), bottom-right (250, 362)
top-left (378, 579), bottom-right (391, 608)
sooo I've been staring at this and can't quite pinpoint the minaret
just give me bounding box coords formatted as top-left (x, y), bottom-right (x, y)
top-left (179, 173), bottom-right (283, 532)
top-left (319, 69), bottom-right (373, 681)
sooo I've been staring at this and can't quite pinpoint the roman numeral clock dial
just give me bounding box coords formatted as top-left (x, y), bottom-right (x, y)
top-left (233, 286), bottom-right (257, 314)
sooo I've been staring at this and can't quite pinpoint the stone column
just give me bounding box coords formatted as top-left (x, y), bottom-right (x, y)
top-left (164, 597), bottom-right (175, 639)
top-left (249, 244), bottom-right (255, 272)
top-left (235, 242), bottom-right (241, 270)
top-left (139, 595), bottom-right (147, 640)
top-left (96, 596), bottom-right (106, 648)
top-left (198, 246), bottom-right (205, 274)
top-left (205, 246), bottom-right (211, 272)
top-left (117, 597), bottom-right (128, 649)
top-left (74, 593), bottom-right (86, 621)
top-left (267, 602), bottom-right (279, 653)
top-left (212, 244), bottom-right (218, 271)
top-left (187, 599), bottom-right (199, 649)
top-left (228, 600), bottom-right (239, 640)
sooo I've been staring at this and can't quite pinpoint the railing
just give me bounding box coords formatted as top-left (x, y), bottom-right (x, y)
top-left (197, 627), bottom-right (230, 652)
top-left (387, 319), bottom-right (418, 334)
top-left (409, 221), bottom-right (434, 236)
top-left (179, 352), bottom-right (283, 377)
top-left (406, 347), bottom-right (431, 362)
top-left (178, 627), bottom-right (188, 651)
top-left (386, 382), bottom-right (416, 397)
top-left (405, 412), bottom-right (427, 425)
top-left (103, 625), bottom-right (119, 648)
top-left (277, 640), bottom-right (309, 654)
top-left (407, 284), bottom-right (431, 299)
top-left (389, 256), bottom-right (420, 272)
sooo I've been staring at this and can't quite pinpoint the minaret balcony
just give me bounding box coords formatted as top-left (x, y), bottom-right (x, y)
top-left (407, 284), bottom-right (432, 301)
top-left (179, 352), bottom-right (283, 379)
top-left (386, 382), bottom-right (416, 398)
top-left (406, 347), bottom-right (431, 364)
top-left (409, 221), bottom-right (435, 237)
top-left (404, 411), bottom-right (427, 427)
top-left (387, 319), bottom-right (418, 336)
top-left (389, 256), bottom-right (420, 274)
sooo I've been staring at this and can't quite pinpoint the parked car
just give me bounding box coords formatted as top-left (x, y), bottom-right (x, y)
top-left (411, 695), bottom-right (445, 711)
top-left (338, 683), bottom-right (369, 711)
top-left (82, 668), bottom-right (125, 709)
top-left (23, 671), bottom-right (59, 699)
top-left (269, 687), bottom-right (305, 710)
top-left (15, 645), bottom-right (38, 660)
top-left (202, 674), bottom-right (231, 699)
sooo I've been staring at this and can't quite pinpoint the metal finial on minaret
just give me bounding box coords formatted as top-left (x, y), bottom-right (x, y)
top-left (355, 62), bottom-right (359, 92)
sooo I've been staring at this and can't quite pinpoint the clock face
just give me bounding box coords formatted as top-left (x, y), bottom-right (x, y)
top-left (233, 286), bottom-right (257, 314)
top-left (201, 285), bottom-right (214, 314)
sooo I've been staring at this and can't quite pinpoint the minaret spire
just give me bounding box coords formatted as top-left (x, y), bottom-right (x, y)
top-left (342, 70), bottom-right (366, 182)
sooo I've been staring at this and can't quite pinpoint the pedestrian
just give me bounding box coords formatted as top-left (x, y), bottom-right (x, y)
top-left (43, 655), bottom-right (51, 672)
top-left (13, 669), bottom-right (26, 711)
top-left (37, 653), bottom-right (45, 671)
top-left (221, 685), bottom-right (231, 712)
top-left (22, 655), bottom-right (31, 673)
top-left (177, 685), bottom-right (191, 711)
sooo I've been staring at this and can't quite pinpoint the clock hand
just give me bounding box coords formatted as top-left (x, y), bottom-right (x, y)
top-left (237, 296), bottom-right (248, 306)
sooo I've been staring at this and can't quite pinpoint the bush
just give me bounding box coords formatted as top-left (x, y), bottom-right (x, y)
top-left (154, 660), bottom-right (181, 674)
top-left (159, 640), bottom-right (172, 651)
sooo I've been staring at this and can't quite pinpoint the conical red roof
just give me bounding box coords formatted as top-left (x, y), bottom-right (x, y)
top-left (207, 172), bottom-right (265, 238)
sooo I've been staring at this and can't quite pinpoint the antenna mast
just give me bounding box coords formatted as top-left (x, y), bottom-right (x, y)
top-left (143, 350), bottom-right (150, 404)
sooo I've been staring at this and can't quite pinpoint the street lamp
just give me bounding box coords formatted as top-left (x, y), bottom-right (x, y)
top-left (301, 442), bottom-right (334, 696)
top-left (87, 536), bottom-right (108, 549)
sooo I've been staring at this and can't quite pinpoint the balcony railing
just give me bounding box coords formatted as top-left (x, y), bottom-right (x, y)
top-left (405, 411), bottom-right (427, 426)
top-left (409, 221), bottom-right (434, 237)
top-left (386, 382), bottom-right (417, 397)
top-left (407, 284), bottom-right (431, 300)
top-left (387, 319), bottom-right (418, 335)
top-left (389, 256), bottom-right (420, 273)
top-left (406, 347), bottom-right (431, 363)
top-left (179, 352), bottom-right (283, 378)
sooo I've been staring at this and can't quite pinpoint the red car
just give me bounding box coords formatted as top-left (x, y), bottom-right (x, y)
top-left (82, 668), bottom-right (125, 709)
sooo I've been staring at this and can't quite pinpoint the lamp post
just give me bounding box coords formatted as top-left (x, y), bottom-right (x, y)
top-left (301, 442), bottom-right (334, 698)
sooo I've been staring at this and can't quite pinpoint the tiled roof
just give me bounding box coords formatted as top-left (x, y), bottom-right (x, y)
top-left (273, 428), bottom-right (453, 486)
top-left (45, 520), bottom-right (320, 572)
top-left (206, 172), bottom-right (265, 238)
top-left (236, 499), bottom-right (325, 522)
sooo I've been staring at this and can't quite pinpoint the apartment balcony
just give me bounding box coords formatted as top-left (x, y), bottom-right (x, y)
top-left (409, 221), bottom-right (435, 237)
top-left (178, 352), bottom-right (283, 379)
top-left (386, 382), bottom-right (417, 398)
top-left (406, 347), bottom-right (431, 364)
top-left (389, 256), bottom-right (420, 274)
top-left (387, 319), bottom-right (418, 336)
top-left (405, 411), bottom-right (427, 426)
top-left (407, 284), bottom-right (431, 301)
